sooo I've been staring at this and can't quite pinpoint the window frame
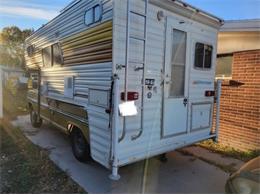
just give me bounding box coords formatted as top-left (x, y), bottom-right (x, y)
top-left (84, 4), bottom-right (103, 26)
top-left (42, 42), bottom-right (63, 68)
top-left (194, 42), bottom-right (213, 71)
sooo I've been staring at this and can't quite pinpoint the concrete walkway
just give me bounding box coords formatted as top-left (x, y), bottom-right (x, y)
top-left (180, 146), bottom-right (244, 172)
top-left (12, 115), bottom-right (231, 194)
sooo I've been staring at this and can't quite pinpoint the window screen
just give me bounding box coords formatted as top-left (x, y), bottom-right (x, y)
top-left (52, 43), bottom-right (63, 66)
top-left (42, 46), bottom-right (52, 67)
top-left (85, 4), bottom-right (102, 26)
top-left (194, 43), bottom-right (213, 70)
top-left (194, 43), bottom-right (204, 68)
top-left (42, 43), bottom-right (63, 68)
top-left (204, 45), bottom-right (213, 68)
top-left (85, 9), bottom-right (93, 25)
top-left (169, 29), bottom-right (187, 98)
top-left (94, 5), bottom-right (101, 22)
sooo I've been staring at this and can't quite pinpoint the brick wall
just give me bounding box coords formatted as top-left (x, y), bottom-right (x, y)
top-left (218, 50), bottom-right (260, 151)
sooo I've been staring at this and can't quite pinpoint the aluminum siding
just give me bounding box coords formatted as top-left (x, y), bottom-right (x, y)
top-left (25, 0), bottom-right (113, 168)
top-left (113, 0), bottom-right (219, 166)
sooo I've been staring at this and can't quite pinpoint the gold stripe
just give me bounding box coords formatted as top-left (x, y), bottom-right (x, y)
top-left (63, 42), bottom-right (112, 57)
top-left (61, 20), bottom-right (113, 66)
top-left (62, 20), bottom-right (113, 43)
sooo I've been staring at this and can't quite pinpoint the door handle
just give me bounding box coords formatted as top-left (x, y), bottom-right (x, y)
top-left (134, 66), bottom-right (144, 71)
top-left (183, 98), bottom-right (188, 107)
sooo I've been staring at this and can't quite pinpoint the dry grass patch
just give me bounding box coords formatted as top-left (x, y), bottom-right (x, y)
top-left (0, 120), bottom-right (86, 193)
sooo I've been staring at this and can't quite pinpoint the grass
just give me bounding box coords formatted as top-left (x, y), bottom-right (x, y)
top-left (0, 119), bottom-right (86, 193)
top-left (197, 140), bottom-right (260, 162)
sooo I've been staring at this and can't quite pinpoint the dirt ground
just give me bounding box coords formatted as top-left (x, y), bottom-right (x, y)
top-left (0, 119), bottom-right (86, 193)
top-left (0, 88), bottom-right (85, 193)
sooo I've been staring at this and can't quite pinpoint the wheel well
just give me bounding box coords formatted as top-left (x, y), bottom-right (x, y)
top-left (68, 124), bottom-right (79, 133)
top-left (67, 123), bottom-right (89, 144)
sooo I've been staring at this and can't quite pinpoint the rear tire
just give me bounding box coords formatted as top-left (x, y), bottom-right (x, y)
top-left (70, 128), bottom-right (91, 162)
top-left (29, 108), bottom-right (42, 128)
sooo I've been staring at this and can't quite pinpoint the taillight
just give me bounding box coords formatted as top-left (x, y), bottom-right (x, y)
top-left (121, 92), bottom-right (139, 101)
top-left (205, 90), bottom-right (215, 97)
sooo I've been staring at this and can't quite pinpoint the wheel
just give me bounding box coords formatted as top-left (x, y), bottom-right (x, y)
top-left (70, 128), bottom-right (91, 162)
top-left (29, 108), bottom-right (42, 128)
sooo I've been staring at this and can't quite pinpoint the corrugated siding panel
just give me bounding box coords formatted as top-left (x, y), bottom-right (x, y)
top-left (25, 0), bottom-right (113, 168)
top-left (41, 62), bottom-right (112, 100)
top-left (25, 0), bottom-right (113, 69)
top-left (113, 0), bottom-right (165, 165)
top-left (61, 21), bottom-right (113, 66)
top-left (40, 62), bottom-right (112, 168)
top-left (87, 105), bottom-right (111, 167)
top-left (113, 0), bottom-right (219, 166)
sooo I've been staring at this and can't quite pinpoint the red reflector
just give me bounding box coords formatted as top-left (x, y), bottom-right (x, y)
top-left (205, 91), bottom-right (215, 97)
top-left (121, 92), bottom-right (139, 101)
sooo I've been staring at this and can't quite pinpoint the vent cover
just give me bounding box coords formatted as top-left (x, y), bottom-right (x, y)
top-left (64, 76), bottom-right (74, 98)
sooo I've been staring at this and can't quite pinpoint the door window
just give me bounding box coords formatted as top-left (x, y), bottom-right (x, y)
top-left (194, 43), bottom-right (213, 70)
top-left (169, 29), bottom-right (187, 98)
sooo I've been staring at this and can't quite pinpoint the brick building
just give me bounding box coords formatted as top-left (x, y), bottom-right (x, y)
top-left (217, 19), bottom-right (260, 151)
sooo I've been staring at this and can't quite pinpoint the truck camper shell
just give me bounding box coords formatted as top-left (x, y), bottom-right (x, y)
top-left (25, 0), bottom-right (223, 180)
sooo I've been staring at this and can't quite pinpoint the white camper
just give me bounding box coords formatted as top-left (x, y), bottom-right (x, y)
top-left (25, 0), bottom-right (223, 180)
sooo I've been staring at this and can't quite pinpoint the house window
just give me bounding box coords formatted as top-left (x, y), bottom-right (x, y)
top-left (194, 43), bottom-right (213, 70)
top-left (42, 43), bottom-right (63, 68)
top-left (216, 54), bottom-right (233, 79)
top-left (85, 4), bottom-right (102, 26)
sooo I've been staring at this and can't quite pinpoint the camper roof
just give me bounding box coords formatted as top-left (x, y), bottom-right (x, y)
top-left (60, 0), bottom-right (224, 24)
top-left (60, 0), bottom-right (81, 13)
top-left (26, 0), bottom-right (223, 42)
top-left (170, 0), bottom-right (223, 23)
